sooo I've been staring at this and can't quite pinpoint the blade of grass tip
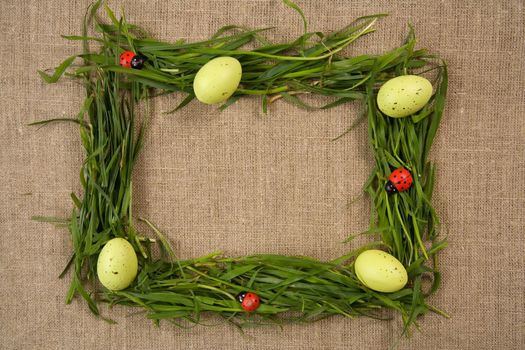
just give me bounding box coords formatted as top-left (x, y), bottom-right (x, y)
top-left (401, 25), bottom-right (415, 74)
top-left (357, 226), bottom-right (391, 236)
top-left (371, 292), bottom-right (404, 314)
top-left (163, 94), bottom-right (195, 114)
top-left (330, 240), bottom-right (383, 265)
top-left (220, 34), bottom-right (257, 51)
top-left (261, 94), bottom-right (268, 113)
top-left (133, 123), bottom-right (146, 163)
top-left (321, 97), bottom-right (355, 110)
top-left (38, 55), bottom-right (77, 83)
top-left (139, 217), bottom-right (176, 261)
top-left (69, 207), bottom-right (81, 252)
top-left (422, 64), bottom-right (447, 165)
top-left (77, 95), bottom-right (93, 122)
top-left (28, 117), bottom-right (84, 128)
top-left (411, 106), bottom-right (433, 123)
top-left (83, 0), bottom-right (103, 58)
top-left (104, 2), bottom-right (120, 28)
top-left (211, 24), bottom-right (249, 39)
top-left (425, 302), bottom-right (450, 318)
top-left (130, 229), bottom-right (149, 260)
top-left (427, 242), bottom-right (446, 295)
top-left (246, 267), bottom-right (264, 289)
top-left (65, 275), bottom-right (79, 304)
top-left (355, 13), bottom-right (389, 21)
top-left (68, 192), bottom-right (81, 211)
top-left (58, 252), bottom-right (76, 279)
top-left (282, 0), bottom-right (308, 48)
top-left (119, 10), bottom-right (138, 53)
top-left (429, 270), bottom-right (442, 296)
top-left (345, 193), bottom-right (365, 210)
top-left (218, 95), bottom-right (241, 111)
top-left (423, 162), bottom-right (436, 199)
top-left (331, 110), bottom-right (368, 141)
top-left (31, 216), bottom-right (70, 224)
top-left (115, 291), bottom-right (151, 309)
top-left (61, 35), bottom-right (105, 42)
top-left (342, 234), bottom-right (358, 243)
top-left (280, 92), bottom-right (316, 111)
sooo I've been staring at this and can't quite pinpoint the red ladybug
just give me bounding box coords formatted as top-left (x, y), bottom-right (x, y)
top-left (237, 292), bottom-right (260, 312)
top-left (119, 51), bottom-right (135, 68)
top-left (385, 167), bottom-right (413, 194)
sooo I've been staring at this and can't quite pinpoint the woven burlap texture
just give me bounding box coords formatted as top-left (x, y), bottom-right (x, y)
top-left (1, 0), bottom-right (524, 349)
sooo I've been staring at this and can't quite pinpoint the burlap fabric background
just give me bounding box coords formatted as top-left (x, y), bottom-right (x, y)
top-left (1, 0), bottom-right (523, 349)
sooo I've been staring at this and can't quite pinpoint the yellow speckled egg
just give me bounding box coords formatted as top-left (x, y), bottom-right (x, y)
top-left (193, 56), bottom-right (242, 104)
top-left (354, 249), bottom-right (408, 293)
top-left (97, 238), bottom-right (138, 291)
top-left (377, 75), bottom-right (433, 118)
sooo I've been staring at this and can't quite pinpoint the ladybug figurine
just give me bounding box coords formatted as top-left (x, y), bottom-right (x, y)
top-left (236, 291), bottom-right (260, 312)
top-left (119, 51), bottom-right (147, 70)
top-left (385, 167), bottom-right (413, 194)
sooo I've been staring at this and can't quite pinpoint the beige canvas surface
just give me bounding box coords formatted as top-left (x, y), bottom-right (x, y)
top-left (1, 0), bottom-right (524, 349)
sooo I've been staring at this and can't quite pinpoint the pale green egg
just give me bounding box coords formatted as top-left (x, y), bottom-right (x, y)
top-left (377, 75), bottom-right (433, 118)
top-left (354, 249), bottom-right (408, 293)
top-left (97, 237), bottom-right (138, 291)
top-left (193, 56), bottom-right (242, 104)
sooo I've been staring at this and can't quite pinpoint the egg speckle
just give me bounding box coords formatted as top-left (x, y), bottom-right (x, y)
top-left (97, 237), bottom-right (138, 291)
top-left (193, 56), bottom-right (242, 104)
top-left (354, 249), bottom-right (408, 293)
top-left (377, 75), bottom-right (432, 118)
